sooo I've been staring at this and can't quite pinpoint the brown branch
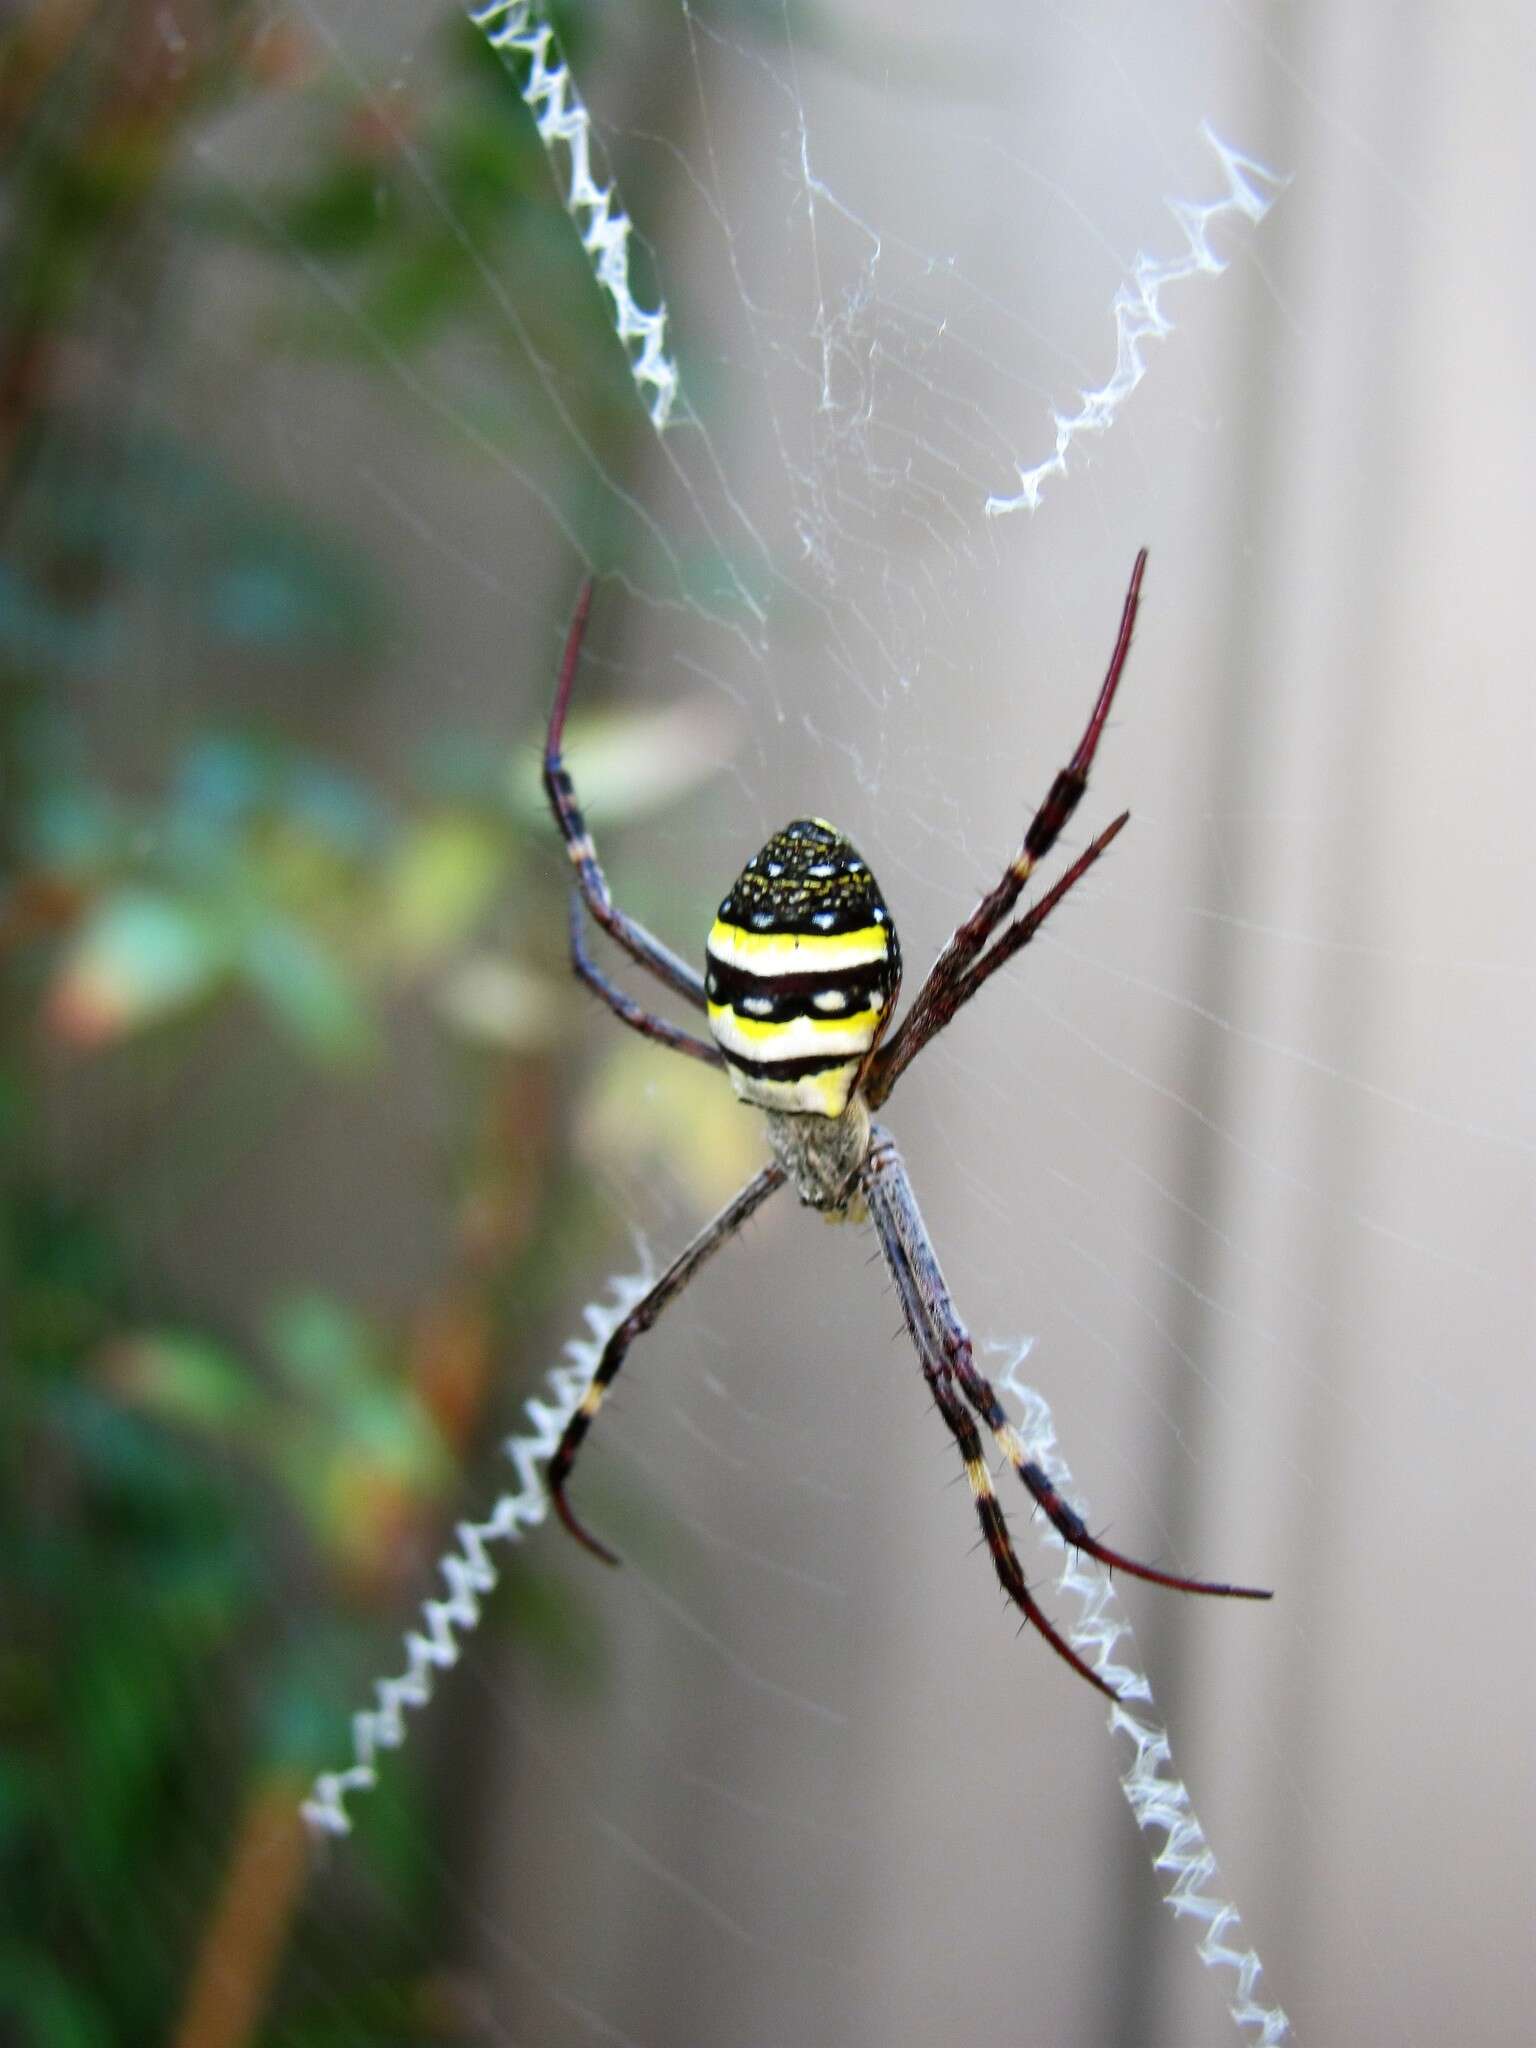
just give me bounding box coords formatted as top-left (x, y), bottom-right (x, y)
top-left (171, 1769), bottom-right (310, 2048)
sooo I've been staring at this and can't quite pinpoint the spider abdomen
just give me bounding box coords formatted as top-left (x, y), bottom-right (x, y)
top-left (705, 819), bottom-right (901, 1118)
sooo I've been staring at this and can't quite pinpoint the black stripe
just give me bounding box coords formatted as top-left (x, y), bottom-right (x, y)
top-left (716, 899), bottom-right (886, 939)
top-left (706, 953), bottom-right (895, 1015)
top-left (721, 1047), bottom-right (862, 1085)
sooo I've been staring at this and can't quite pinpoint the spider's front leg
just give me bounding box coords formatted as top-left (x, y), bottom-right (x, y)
top-left (868, 551), bottom-right (1145, 1106)
top-left (547, 1163), bottom-right (786, 1562)
top-left (543, 581), bottom-right (720, 1059)
top-left (566, 894), bottom-right (723, 1068)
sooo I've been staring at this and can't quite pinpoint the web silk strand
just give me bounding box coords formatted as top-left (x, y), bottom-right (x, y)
top-left (303, 1264), bottom-right (655, 1837)
top-left (986, 124), bottom-right (1289, 516)
top-left (466, 1), bottom-right (681, 429)
top-left (1000, 1348), bottom-right (1292, 2045)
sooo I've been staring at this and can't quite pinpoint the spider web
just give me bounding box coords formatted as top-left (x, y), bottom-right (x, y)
top-left (93, 3), bottom-right (1536, 2044)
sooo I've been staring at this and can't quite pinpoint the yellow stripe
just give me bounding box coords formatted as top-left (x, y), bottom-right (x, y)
top-left (707, 1001), bottom-right (881, 1047)
top-left (965, 1457), bottom-right (994, 1502)
top-left (723, 1060), bottom-right (859, 1117)
top-left (707, 919), bottom-right (889, 971)
top-left (995, 1422), bottom-right (1027, 1469)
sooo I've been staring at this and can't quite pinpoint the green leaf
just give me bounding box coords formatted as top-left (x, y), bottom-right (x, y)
top-left (44, 888), bottom-right (227, 1047)
top-left (436, 108), bottom-right (537, 220)
top-left (0, 1947), bottom-right (112, 2048)
top-left (265, 1292), bottom-right (376, 1400)
top-left (363, 237), bottom-right (474, 347)
top-left (238, 916), bottom-right (374, 1063)
top-left (95, 1331), bottom-right (265, 1442)
top-left (265, 1296), bottom-right (447, 1548)
top-left (196, 511), bottom-right (381, 658)
top-left (61, 1610), bottom-right (196, 1883)
top-left (281, 164), bottom-right (393, 255)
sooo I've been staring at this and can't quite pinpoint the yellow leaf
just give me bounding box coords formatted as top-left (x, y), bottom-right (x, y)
top-left (381, 816), bottom-right (510, 969)
top-left (436, 954), bottom-right (564, 1051)
top-left (576, 1040), bottom-right (764, 1214)
top-left (510, 697), bottom-right (737, 828)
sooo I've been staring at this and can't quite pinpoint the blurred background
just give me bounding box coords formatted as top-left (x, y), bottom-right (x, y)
top-left (1, 3), bottom-right (1531, 2045)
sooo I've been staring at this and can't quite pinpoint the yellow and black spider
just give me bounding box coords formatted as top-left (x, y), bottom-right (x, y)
top-left (542, 553), bottom-right (1270, 1698)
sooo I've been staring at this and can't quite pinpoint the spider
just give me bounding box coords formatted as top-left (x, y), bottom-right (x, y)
top-left (541, 553), bottom-right (1270, 1699)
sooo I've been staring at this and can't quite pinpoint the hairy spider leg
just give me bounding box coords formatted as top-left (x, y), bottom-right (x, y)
top-left (861, 1131), bottom-right (1121, 1701)
top-left (871, 814), bottom-right (1130, 1108)
top-left (867, 1128), bottom-right (1272, 1606)
top-left (543, 579), bottom-right (713, 1015)
top-left (869, 550), bottom-right (1146, 1106)
top-left (546, 1163), bottom-right (787, 1563)
top-left (568, 894), bottom-right (723, 1067)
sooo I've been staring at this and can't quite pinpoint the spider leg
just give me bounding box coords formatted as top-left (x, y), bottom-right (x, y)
top-left (543, 579), bottom-right (712, 1014)
top-left (547, 1162), bottom-right (786, 1563)
top-left (866, 1128), bottom-right (1271, 1604)
top-left (933, 1309), bottom-right (1269, 1602)
top-left (861, 1130), bottom-right (1120, 1701)
top-left (869, 813), bottom-right (1129, 1105)
top-left (568, 893), bottom-right (724, 1067)
top-left (867, 551), bottom-right (1145, 1107)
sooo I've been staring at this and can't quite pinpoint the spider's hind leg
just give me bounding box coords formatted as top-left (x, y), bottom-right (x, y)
top-left (918, 1337), bottom-right (1120, 1702)
top-left (929, 1304), bottom-right (1272, 1603)
top-left (861, 1130), bottom-right (1121, 1702)
top-left (996, 1442), bottom-right (1271, 1602)
top-left (861, 1124), bottom-right (1270, 1637)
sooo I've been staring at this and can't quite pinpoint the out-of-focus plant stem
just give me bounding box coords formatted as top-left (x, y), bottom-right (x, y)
top-left (170, 1769), bottom-right (310, 2048)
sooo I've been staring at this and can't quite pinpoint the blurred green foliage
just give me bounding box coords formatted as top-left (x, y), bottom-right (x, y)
top-left (0, 3), bottom-right (748, 2042)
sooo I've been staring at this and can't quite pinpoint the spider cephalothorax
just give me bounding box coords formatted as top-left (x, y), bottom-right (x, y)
top-left (540, 557), bottom-right (1271, 1695)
